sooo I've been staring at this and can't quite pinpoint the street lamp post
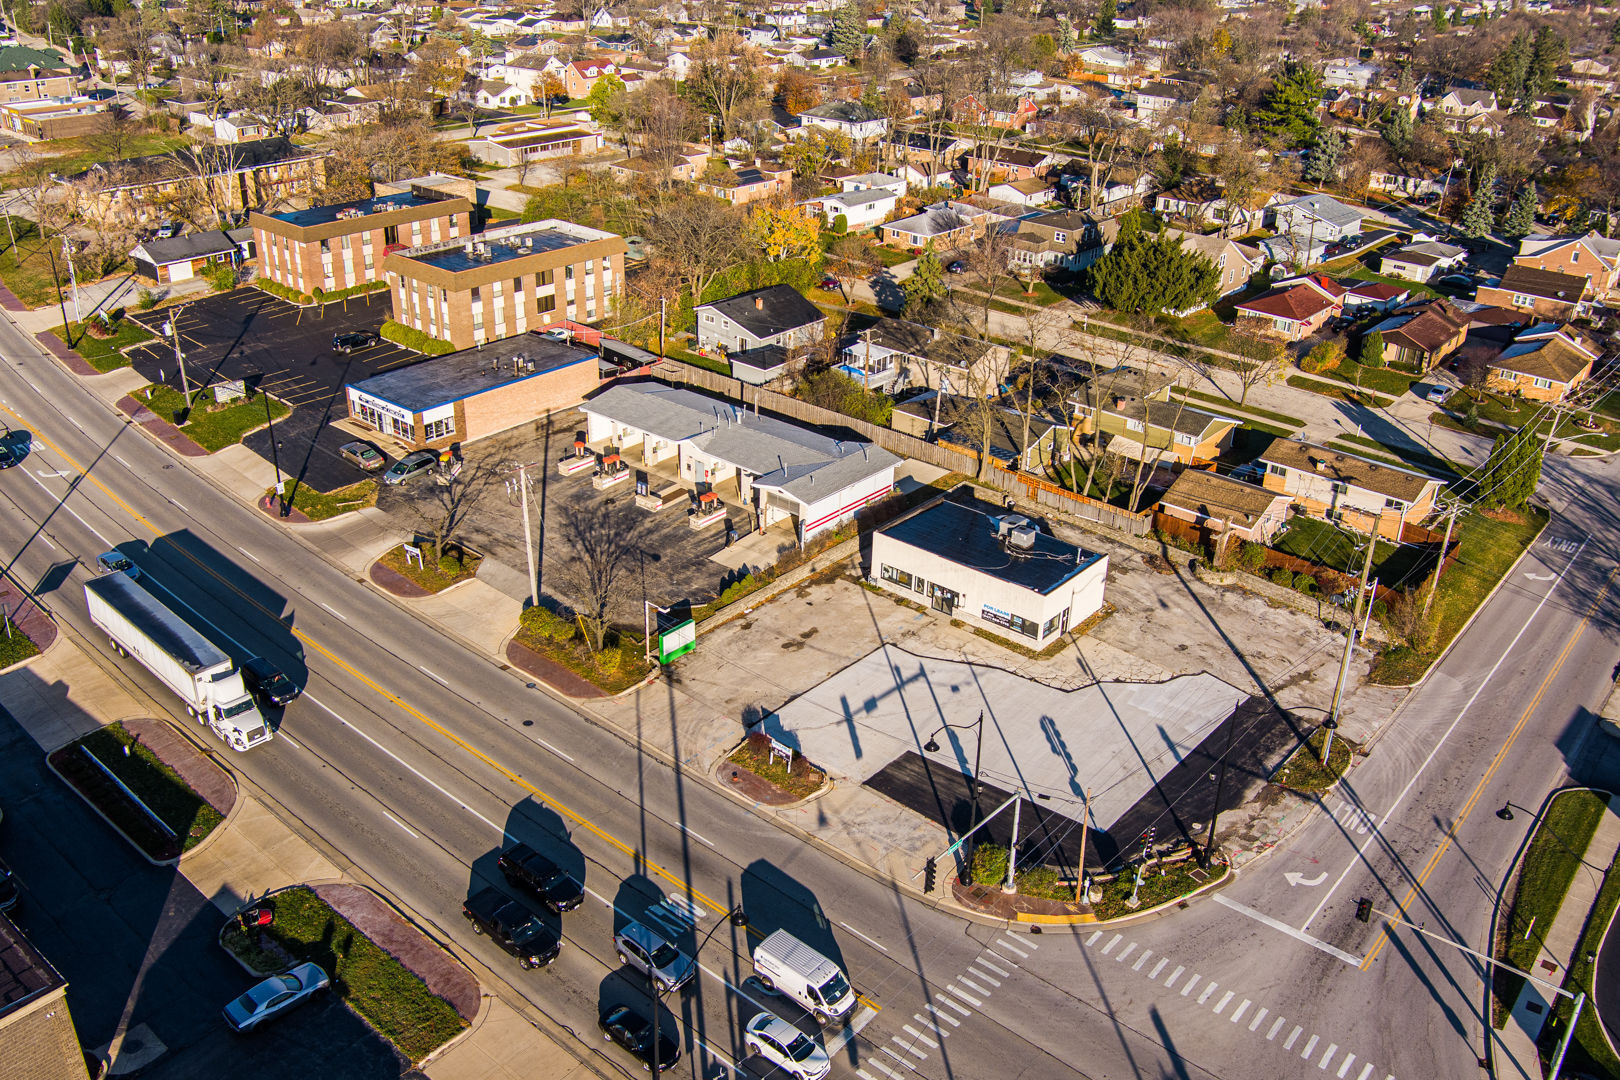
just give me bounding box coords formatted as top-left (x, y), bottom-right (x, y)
top-left (923, 710), bottom-right (988, 870)
top-left (647, 905), bottom-right (745, 1073)
top-left (1497, 801), bottom-right (1606, 871)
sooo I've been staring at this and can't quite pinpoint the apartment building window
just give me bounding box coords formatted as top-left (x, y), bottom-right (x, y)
top-left (471, 286), bottom-right (481, 305)
top-left (565, 265), bottom-right (574, 280)
top-left (536, 294), bottom-right (555, 314)
top-left (320, 238), bottom-right (330, 253)
top-left (538, 269), bottom-right (553, 286)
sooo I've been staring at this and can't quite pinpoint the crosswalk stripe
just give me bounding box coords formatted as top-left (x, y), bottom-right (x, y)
top-left (1116, 943), bottom-right (1137, 962)
top-left (1164, 965), bottom-right (1184, 989)
top-left (998, 940), bottom-right (1031, 960)
top-left (1101, 934), bottom-right (1122, 955)
top-left (957, 976), bottom-right (991, 996)
top-left (1336, 1053), bottom-right (1356, 1077)
top-left (903, 1025), bottom-right (939, 1048)
top-left (976, 955), bottom-right (1013, 977)
top-left (968, 966), bottom-right (1002, 987)
top-left (1132, 950), bottom-right (1152, 971)
top-left (1084, 930), bottom-right (1103, 947)
top-left (939, 996), bottom-right (970, 1016)
top-left (1249, 1007), bottom-right (1268, 1032)
top-left (1180, 974), bottom-right (1199, 997)
top-left (913, 1014), bottom-right (947, 1038)
top-left (1268, 1017), bottom-right (1286, 1041)
top-left (1318, 1043), bottom-right (1338, 1070)
top-left (879, 1045), bottom-right (917, 1070)
top-left (924, 1003), bottom-right (961, 1026)
top-left (1356, 1066), bottom-right (1374, 1080)
top-left (1300, 1035), bottom-right (1319, 1062)
top-left (1005, 932), bottom-right (1037, 950)
top-left (946, 984), bottom-right (982, 1007)
top-left (1212, 990), bottom-right (1233, 1014)
top-left (858, 1070), bottom-right (883, 1080)
top-left (1149, 958), bottom-right (1169, 980)
top-left (866, 1056), bottom-right (903, 1079)
top-left (1285, 1027), bottom-right (1303, 1050)
top-left (1197, 982), bottom-right (1218, 1005)
top-left (1229, 999), bottom-right (1250, 1023)
top-left (892, 1038), bottom-right (927, 1060)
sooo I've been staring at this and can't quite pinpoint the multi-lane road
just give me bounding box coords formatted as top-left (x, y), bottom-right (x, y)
top-left (0, 300), bottom-right (1617, 1080)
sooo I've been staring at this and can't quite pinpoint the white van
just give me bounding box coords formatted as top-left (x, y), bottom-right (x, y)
top-left (752, 930), bottom-right (856, 1026)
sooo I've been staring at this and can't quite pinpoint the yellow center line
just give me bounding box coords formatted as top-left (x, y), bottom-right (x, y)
top-left (2, 399), bottom-right (734, 919)
top-left (1361, 566), bottom-right (1618, 969)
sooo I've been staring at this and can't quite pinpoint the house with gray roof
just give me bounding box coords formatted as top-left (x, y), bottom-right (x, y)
top-left (580, 382), bottom-right (899, 540)
top-left (694, 284), bottom-right (826, 355)
top-left (1270, 192), bottom-right (1365, 243)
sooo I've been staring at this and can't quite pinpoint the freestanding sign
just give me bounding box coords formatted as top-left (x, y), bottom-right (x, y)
top-left (658, 618), bottom-right (696, 663)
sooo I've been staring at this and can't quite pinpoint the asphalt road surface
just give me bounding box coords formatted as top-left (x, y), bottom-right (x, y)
top-left (0, 295), bottom-right (1618, 1080)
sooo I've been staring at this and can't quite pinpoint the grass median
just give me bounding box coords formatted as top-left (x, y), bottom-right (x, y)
top-left (131, 385), bottom-right (291, 453)
top-left (1542, 840), bottom-right (1620, 1078)
top-left (220, 886), bottom-right (467, 1062)
top-left (272, 479), bottom-right (378, 520)
top-left (51, 318), bottom-right (155, 373)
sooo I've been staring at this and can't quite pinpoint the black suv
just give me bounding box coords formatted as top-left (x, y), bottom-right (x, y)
top-left (242, 656), bottom-right (300, 707)
top-left (598, 1004), bottom-right (680, 1073)
top-left (462, 887), bottom-right (560, 970)
top-left (332, 331), bottom-right (379, 353)
top-left (497, 843), bottom-right (584, 914)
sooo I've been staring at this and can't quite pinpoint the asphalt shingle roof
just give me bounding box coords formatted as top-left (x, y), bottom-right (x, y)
top-left (1160, 470), bottom-right (1286, 529)
top-left (697, 285), bottom-right (824, 340)
top-left (1259, 440), bottom-right (1440, 502)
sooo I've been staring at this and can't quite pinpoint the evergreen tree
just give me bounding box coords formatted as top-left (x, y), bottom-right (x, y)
top-left (1479, 430), bottom-right (1543, 507)
top-left (1430, 5), bottom-right (1449, 29)
top-left (1528, 26), bottom-right (1567, 105)
top-left (1303, 128), bottom-right (1346, 184)
top-left (1359, 330), bottom-right (1385, 369)
top-left (1255, 62), bottom-right (1324, 147)
top-left (1381, 106), bottom-right (1413, 155)
top-left (1094, 0), bottom-right (1116, 38)
top-left (831, 4), bottom-right (865, 58)
top-left (1055, 13), bottom-right (1078, 53)
top-left (1459, 166), bottom-right (1497, 239)
top-left (1487, 31), bottom-right (1531, 104)
top-left (903, 242), bottom-right (946, 313)
top-left (1089, 213), bottom-right (1221, 315)
top-left (1503, 184), bottom-right (1538, 238)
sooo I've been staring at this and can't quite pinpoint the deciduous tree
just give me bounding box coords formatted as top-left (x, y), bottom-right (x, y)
top-left (748, 204), bottom-right (822, 260)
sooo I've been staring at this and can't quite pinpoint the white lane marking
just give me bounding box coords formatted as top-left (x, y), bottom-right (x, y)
top-left (37, 534), bottom-right (54, 549)
top-left (1213, 895), bottom-right (1362, 966)
top-left (878, 1045), bottom-right (915, 1070)
top-left (529, 734), bottom-right (574, 762)
top-left (1305, 540), bottom-right (1586, 929)
top-left (381, 810), bottom-right (419, 837)
top-left (1180, 974), bottom-right (1199, 997)
top-left (891, 1038), bottom-right (927, 1060)
top-left (236, 546), bottom-right (261, 563)
top-left (1249, 1006), bottom-right (1269, 1032)
top-left (1268, 1017), bottom-right (1287, 1041)
top-left (945, 984), bottom-right (981, 1007)
top-left (1084, 930), bottom-right (1103, 947)
top-left (1006, 932), bottom-right (1036, 950)
top-left (1285, 1026), bottom-right (1303, 1050)
top-left (938, 996), bottom-right (969, 1016)
top-left (1197, 982), bottom-right (1218, 1005)
top-left (1165, 965), bottom-right (1185, 989)
top-left (1230, 999), bottom-right (1250, 1024)
top-left (167, 497), bottom-right (187, 512)
top-left (418, 665), bottom-right (449, 685)
top-left (976, 955), bottom-right (1011, 977)
top-left (305, 695), bottom-right (504, 833)
top-left (903, 1025), bottom-right (938, 1048)
top-left (1101, 934), bottom-right (1121, 955)
top-left (1336, 1053), bottom-right (1356, 1078)
top-left (320, 602), bottom-right (347, 621)
top-left (690, 1035), bottom-right (734, 1072)
top-left (841, 921), bottom-right (889, 953)
top-left (21, 467), bottom-right (113, 546)
top-left (968, 966), bottom-right (1001, 987)
top-left (923, 1003), bottom-right (960, 1027)
top-left (1318, 1043), bottom-right (1337, 1070)
top-left (277, 732), bottom-right (302, 750)
top-left (956, 975), bottom-right (990, 996)
top-left (1132, 950), bottom-right (1151, 972)
top-left (1116, 942), bottom-right (1136, 962)
top-left (1149, 958), bottom-right (1168, 980)
top-left (114, 455), bottom-right (131, 468)
top-left (1212, 990), bottom-right (1233, 1014)
top-left (676, 822), bottom-right (713, 847)
top-left (1301, 1035), bottom-right (1320, 1061)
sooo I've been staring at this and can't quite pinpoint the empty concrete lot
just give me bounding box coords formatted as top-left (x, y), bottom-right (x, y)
top-left (126, 288), bottom-right (423, 492)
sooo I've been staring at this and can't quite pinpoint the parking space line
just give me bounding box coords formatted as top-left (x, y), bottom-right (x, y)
top-left (1248, 1006), bottom-right (1269, 1032)
top-left (1149, 958), bottom-right (1168, 980)
top-left (1336, 1052), bottom-right (1356, 1077)
top-left (1228, 998), bottom-right (1249, 1023)
top-left (1318, 1043), bottom-right (1337, 1070)
top-left (1268, 1017), bottom-right (1287, 1041)
top-left (1197, 982), bottom-right (1218, 1005)
top-left (1212, 990), bottom-right (1233, 1014)
top-left (1300, 1034), bottom-right (1319, 1060)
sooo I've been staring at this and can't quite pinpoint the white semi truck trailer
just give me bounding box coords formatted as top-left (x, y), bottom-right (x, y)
top-left (85, 572), bottom-right (272, 752)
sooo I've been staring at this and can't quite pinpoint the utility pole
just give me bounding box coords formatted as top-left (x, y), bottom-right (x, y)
top-left (1421, 505), bottom-right (1458, 621)
top-left (47, 244), bottom-right (69, 342)
top-left (658, 295), bottom-right (666, 357)
top-left (518, 463), bottom-right (538, 610)
top-left (62, 233), bottom-right (80, 324)
top-left (167, 308), bottom-right (195, 415)
top-left (1003, 797), bottom-right (1021, 893)
top-left (1327, 510), bottom-right (1382, 736)
top-left (1074, 787), bottom-right (1091, 903)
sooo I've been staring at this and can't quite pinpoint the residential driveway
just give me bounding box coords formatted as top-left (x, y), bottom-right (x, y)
top-left (0, 705), bottom-right (413, 1079)
top-left (124, 288), bottom-right (424, 493)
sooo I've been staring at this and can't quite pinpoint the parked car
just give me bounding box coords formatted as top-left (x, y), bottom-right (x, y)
top-left (95, 551), bottom-right (140, 579)
top-left (541, 327), bottom-right (571, 342)
top-left (497, 843), bottom-right (584, 914)
top-left (1328, 314), bottom-right (1356, 332)
top-left (819, 275), bottom-right (840, 290)
top-left (338, 441), bottom-right (385, 472)
top-left (947, 260), bottom-right (966, 273)
top-left (744, 1012), bottom-right (831, 1080)
top-left (615, 921), bottom-right (695, 993)
top-left (332, 331), bottom-right (379, 353)
top-left (221, 963), bottom-right (329, 1033)
top-left (1425, 384), bottom-right (1452, 404)
top-left (1438, 274), bottom-right (1476, 289)
top-left (241, 656), bottom-right (300, 707)
top-left (598, 1004), bottom-right (681, 1073)
top-left (463, 887), bottom-right (561, 970)
top-left (1229, 461), bottom-right (1265, 483)
top-left (155, 221), bottom-right (181, 239)
top-left (0, 854), bottom-right (18, 912)
top-left (383, 450), bottom-right (437, 485)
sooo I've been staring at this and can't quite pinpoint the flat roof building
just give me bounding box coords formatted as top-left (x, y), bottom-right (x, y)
top-left (344, 331), bottom-right (600, 451)
top-left (581, 382), bottom-right (899, 541)
top-left (0, 912), bottom-right (91, 1080)
top-left (871, 499), bottom-right (1108, 647)
top-left (385, 218), bottom-right (626, 351)
top-left (252, 187), bottom-right (472, 297)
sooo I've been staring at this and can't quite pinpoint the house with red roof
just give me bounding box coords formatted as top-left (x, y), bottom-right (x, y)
top-left (1234, 276), bottom-right (1345, 340)
top-left (563, 59), bottom-right (618, 99)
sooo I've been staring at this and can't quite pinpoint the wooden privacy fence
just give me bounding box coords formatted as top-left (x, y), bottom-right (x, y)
top-left (994, 467), bottom-right (1154, 537)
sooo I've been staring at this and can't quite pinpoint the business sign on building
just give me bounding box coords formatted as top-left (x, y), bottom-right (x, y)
top-left (348, 388), bottom-right (414, 425)
top-left (658, 618), bottom-right (696, 663)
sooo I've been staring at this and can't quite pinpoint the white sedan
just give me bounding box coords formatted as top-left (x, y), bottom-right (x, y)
top-left (222, 962), bottom-right (330, 1033)
top-left (744, 1012), bottom-right (831, 1080)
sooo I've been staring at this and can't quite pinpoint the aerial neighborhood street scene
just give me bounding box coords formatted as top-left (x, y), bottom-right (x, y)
top-left (3, 0), bottom-right (1620, 1078)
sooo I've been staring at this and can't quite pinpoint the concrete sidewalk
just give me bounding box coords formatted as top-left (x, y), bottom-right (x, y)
top-left (1492, 792), bottom-right (1620, 1080)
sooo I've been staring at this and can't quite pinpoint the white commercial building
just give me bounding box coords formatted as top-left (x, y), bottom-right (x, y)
top-left (581, 383), bottom-right (900, 541)
top-left (870, 500), bottom-right (1108, 648)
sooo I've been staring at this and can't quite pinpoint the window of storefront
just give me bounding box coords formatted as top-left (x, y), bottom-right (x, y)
top-left (1041, 608), bottom-right (1069, 639)
top-left (982, 604), bottom-right (1039, 638)
top-left (880, 564), bottom-right (913, 589)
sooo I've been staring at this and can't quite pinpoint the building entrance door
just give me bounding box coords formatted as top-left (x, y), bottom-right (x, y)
top-left (929, 584), bottom-right (959, 615)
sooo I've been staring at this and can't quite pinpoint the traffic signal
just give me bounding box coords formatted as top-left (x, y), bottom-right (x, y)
top-left (1355, 898), bottom-right (1373, 923)
top-left (924, 858), bottom-right (937, 893)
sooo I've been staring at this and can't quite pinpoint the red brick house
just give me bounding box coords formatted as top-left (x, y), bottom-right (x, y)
top-left (1234, 276), bottom-right (1344, 340)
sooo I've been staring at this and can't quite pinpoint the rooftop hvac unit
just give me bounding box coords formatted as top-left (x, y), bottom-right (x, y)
top-left (995, 514), bottom-right (1029, 539)
top-left (1007, 524), bottom-right (1039, 551)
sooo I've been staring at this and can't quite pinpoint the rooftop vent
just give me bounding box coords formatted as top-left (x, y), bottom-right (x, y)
top-left (995, 514), bottom-right (1029, 539)
top-left (1007, 524), bottom-right (1039, 551)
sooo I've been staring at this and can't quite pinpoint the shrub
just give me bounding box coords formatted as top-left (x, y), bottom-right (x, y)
top-left (717, 572), bottom-right (763, 607)
top-left (832, 213), bottom-right (848, 234)
top-left (311, 286), bottom-right (326, 300)
top-left (204, 262), bottom-right (237, 292)
top-left (1294, 574), bottom-right (1317, 595)
top-left (1239, 541), bottom-right (1268, 573)
top-left (135, 288), bottom-right (158, 310)
top-left (1301, 341), bottom-right (1345, 375)
top-left (380, 319), bottom-right (456, 356)
top-left (437, 552), bottom-right (462, 574)
top-left (1270, 568), bottom-right (1294, 588)
top-left (971, 843), bottom-right (1009, 887)
top-left (520, 605), bottom-right (575, 643)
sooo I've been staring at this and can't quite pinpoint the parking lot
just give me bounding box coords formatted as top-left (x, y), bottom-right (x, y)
top-left (125, 288), bottom-right (423, 493)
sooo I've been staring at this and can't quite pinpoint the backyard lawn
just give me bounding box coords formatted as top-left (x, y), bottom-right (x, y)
top-left (1271, 515), bottom-right (1432, 583)
top-left (0, 132), bottom-right (191, 186)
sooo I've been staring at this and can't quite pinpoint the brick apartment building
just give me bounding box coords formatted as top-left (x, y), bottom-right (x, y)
top-left (384, 218), bottom-right (626, 349)
top-left (252, 185), bottom-right (472, 295)
top-left (0, 913), bottom-right (92, 1080)
top-left (0, 46), bottom-right (76, 103)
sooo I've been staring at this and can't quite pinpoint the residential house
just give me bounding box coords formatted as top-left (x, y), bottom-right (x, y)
top-left (693, 163), bottom-right (794, 206)
top-left (790, 47), bottom-right (847, 69)
top-left (838, 318), bottom-right (1011, 393)
top-left (1323, 59), bottom-right (1379, 90)
top-left (842, 172), bottom-right (907, 198)
top-left (955, 92), bottom-right (1038, 130)
top-left (1368, 166), bottom-right (1449, 199)
top-left (0, 45), bottom-right (76, 103)
top-left (1165, 230), bottom-right (1262, 306)
top-left (1368, 299), bottom-right (1470, 370)
top-left (913, 396), bottom-right (1064, 470)
top-left (1089, 396), bottom-right (1240, 470)
top-left (803, 186), bottom-right (900, 229)
top-left (1379, 241), bottom-right (1468, 283)
top-left (695, 284), bottom-right (826, 354)
top-left (881, 202), bottom-right (980, 250)
top-left (1006, 211), bottom-right (1117, 272)
top-left (1513, 232), bottom-right (1620, 301)
top-left (1437, 87), bottom-right (1498, 119)
top-left (1130, 80), bottom-right (1198, 121)
top-left (128, 228), bottom-right (252, 284)
top-left (608, 147), bottom-right (708, 184)
top-left (1157, 469), bottom-right (1292, 544)
top-left (1476, 265), bottom-right (1591, 321)
top-left (476, 80), bottom-right (530, 109)
top-left (986, 177), bottom-right (1054, 207)
top-left (1234, 276), bottom-right (1344, 340)
top-left (1486, 323), bottom-right (1598, 401)
top-left (1259, 440), bottom-right (1444, 540)
top-left (1338, 280), bottom-right (1411, 312)
top-left (962, 144), bottom-right (1054, 183)
top-left (1270, 192), bottom-right (1365, 244)
top-left (563, 59), bottom-right (618, 98)
top-left (799, 100), bottom-right (888, 141)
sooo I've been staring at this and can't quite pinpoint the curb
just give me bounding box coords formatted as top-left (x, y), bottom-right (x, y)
top-left (45, 747), bottom-right (180, 869)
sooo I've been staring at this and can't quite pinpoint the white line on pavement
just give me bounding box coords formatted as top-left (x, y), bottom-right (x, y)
top-left (381, 810), bottom-right (419, 837)
top-left (319, 601), bottom-right (347, 621)
top-left (865, 1058), bottom-right (902, 1080)
top-left (22, 466), bottom-right (113, 546)
top-left (1101, 934), bottom-right (1121, 955)
top-left (892, 1038), bottom-right (927, 1059)
top-left (167, 497), bottom-right (187, 512)
top-left (956, 976), bottom-right (990, 996)
top-left (1229, 999), bottom-right (1250, 1023)
top-left (1131, 951), bottom-right (1151, 972)
top-left (903, 1025), bottom-right (938, 1048)
top-left (418, 665), bottom-right (448, 685)
top-left (1212, 990), bottom-right (1233, 1014)
top-left (1149, 958), bottom-right (1168, 980)
top-left (878, 1045), bottom-right (916, 1070)
top-left (1004, 933), bottom-right (1034, 952)
top-left (1165, 965), bottom-right (1185, 989)
top-left (236, 546), bottom-right (260, 563)
top-left (976, 955), bottom-right (1011, 977)
top-left (1301, 1035), bottom-right (1319, 1061)
top-left (1285, 1026), bottom-right (1303, 1050)
top-left (1357, 1066), bottom-right (1375, 1080)
top-left (1304, 539), bottom-right (1586, 929)
top-left (1115, 942), bottom-right (1136, 962)
top-left (938, 996), bottom-right (970, 1016)
top-left (1213, 895), bottom-right (1362, 966)
top-left (923, 1003), bottom-right (960, 1026)
top-left (1248, 1006), bottom-right (1269, 1032)
top-left (1268, 1017), bottom-right (1287, 1041)
top-left (676, 822), bottom-right (713, 847)
top-left (841, 921), bottom-right (889, 953)
top-left (1197, 983), bottom-right (1218, 1005)
top-left (1084, 930), bottom-right (1103, 947)
top-left (1336, 1053), bottom-right (1356, 1077)
top-left (945, 984), bottom-right (981, 1007)
top-left (1319, 1043), bottom-right (1338, 1070)
top-left (968, 966), bottom-right (1001, 986)
top-left (277, 732), bottom-right (301, 750)
top-left (529, 735), bottom-right (573, 761)
top-left (1179, 974), bottom-right (1199, 997)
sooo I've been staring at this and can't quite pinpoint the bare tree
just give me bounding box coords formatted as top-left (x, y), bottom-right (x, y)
top-left (406, 460), bottom-right (492, 562)
top-left (686, 31), bottom-right (764, 142)
top-left (643, 195), bottom-right (747, 309)
top-left (1228, 330), bottom-right (1286, 406)
top-left (961, 225), bottom-right (1015, 334)
top-left (554, 500), bottom-right (650, 653)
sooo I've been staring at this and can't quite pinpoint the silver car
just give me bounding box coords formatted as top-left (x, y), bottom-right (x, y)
top-left (382, 450), bottom-right (437, 485)
top-left (614, 921), bottom-right (695, 993)
top-left (222, 962), bottom-right (329, 1033)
